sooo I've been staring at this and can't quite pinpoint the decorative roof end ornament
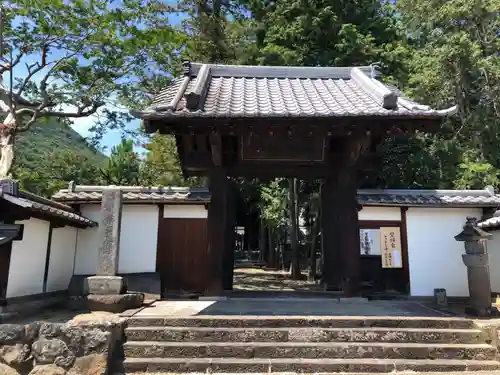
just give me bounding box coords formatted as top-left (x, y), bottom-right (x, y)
top-left (184, 64), bottom-right (212, 111)
top-left (369, 62), bottom-right (382, 79)
top-left (182, 60), bottom-right (192, 76)
top-left (68, 180), bottom-right (76, 192)
top-left (0, 179), bottom-right (19, 197)
top-left (351, 67), bottom-right (397, 110)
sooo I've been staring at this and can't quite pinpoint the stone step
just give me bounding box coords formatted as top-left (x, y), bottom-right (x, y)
top-left (126, 315), bottom-right (476, 329)
top-left (125, 326), bottom-right (487, 344)
top-left (123, 341), bottom-right (497, 360)
top-left (122, 357), bottom-right (500, 373)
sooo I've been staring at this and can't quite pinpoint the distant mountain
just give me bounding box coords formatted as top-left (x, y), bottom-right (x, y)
top-left (13, 118), bottom-right (107, 197)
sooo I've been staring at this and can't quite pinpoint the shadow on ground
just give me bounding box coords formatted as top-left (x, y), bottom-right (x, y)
top-left (232, 267), bottom-right (321, 292)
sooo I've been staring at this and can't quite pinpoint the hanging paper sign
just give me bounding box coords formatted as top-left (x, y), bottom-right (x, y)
top-left (380, 227), bottom-right (402, 268)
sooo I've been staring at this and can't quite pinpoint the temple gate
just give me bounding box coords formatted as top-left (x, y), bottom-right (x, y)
top-left (132, 61), bottom-right (456, 297)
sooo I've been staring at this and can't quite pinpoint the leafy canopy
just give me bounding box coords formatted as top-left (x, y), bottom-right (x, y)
top-left (0, 0), bottom-right (182, 139)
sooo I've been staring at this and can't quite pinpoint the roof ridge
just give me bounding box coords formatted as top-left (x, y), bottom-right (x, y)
top-left (185, 61), bottom-right (374, 79)
top-left (357, 189), bottom-right (495, 196)
top-left (58, 186), bottom-right (495, 196)
top-left (55, 185), bottom-right (209, 194)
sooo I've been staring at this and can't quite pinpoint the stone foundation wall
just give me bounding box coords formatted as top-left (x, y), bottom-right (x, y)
top-left (0, 292), bottom-right (69, 323)
top-left (0, 312), bottom-right (125, 375)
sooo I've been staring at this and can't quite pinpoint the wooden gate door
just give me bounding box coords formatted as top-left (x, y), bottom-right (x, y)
top-left (156, 218), bottom-right (208, 295)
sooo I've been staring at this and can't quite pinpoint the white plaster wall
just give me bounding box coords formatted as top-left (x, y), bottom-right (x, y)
top-left (118, 205), bottom-right (159, 274)
top-left (74, 205), bottom-right (101, 275)
top-left (164, 204), bottom-right (208, 219)
top-left (7, 218), bottom-right (50, 298)
top-left (358, 206), bottom-right (401, 221)
top-left (487, 231), bottom-right (500, 294)
top-left (74, 204), bottom-right (162, 275)
top-left (406, 207), bottom-right (482, 297)
top-left (46, 226), bottom-right (78, 292)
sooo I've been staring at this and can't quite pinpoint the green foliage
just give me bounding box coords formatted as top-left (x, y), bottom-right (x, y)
top-left (100, 138), bottom-right (142, 185)
top-left (0, 0), bottom-right (183, 177)
top-left (381, 0), bottom-right (500, 189)
top-left (454, 151), bottom-right (500, 190)
top-left (234, 0), bottom-right (402, 70)
top-left (12, 118), bottom-right (106, 196)
top-left (177, 0), bottom-right (238, 63)
top-left (140, 133), bottom-right (204, 187)
top-left (259, 179), bottom-right (288, 229)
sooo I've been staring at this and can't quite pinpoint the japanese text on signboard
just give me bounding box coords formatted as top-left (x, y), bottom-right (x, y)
top-left (380, 227), bottom-right (402, 268)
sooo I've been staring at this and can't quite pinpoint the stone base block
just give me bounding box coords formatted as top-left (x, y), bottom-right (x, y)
top-left (87, 293), bottom-right (144, 313)
top-left (87, 276), bottom-right (127, 295)
top-left (198, 296), bottom-right (228, 301)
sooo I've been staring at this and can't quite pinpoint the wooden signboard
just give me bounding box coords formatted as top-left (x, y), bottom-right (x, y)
top-left (380, 227), bottom-right (402, 268)
top-left (240, 134), bottom-right (325, 161)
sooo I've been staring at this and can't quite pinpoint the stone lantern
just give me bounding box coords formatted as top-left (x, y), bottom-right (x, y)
top-left (454, 217), bottom-right (498, 316)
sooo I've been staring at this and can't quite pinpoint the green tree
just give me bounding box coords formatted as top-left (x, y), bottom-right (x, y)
top-left (389, 0), bottom-right (500, 189)
top-left (237, 0), bottom-right (402, 68)
top-left (141, 133), bottom-right (204, 187)
top-left (100, 138), bottom-right (142, 185)
top-left (0, 0), bottom-right (182, 179)
top-left (14, 148), bottom-right (103, 196)
top-left (178, 0), bottom-right (237, 63)
top-left (454, 151), bottom-right (500, 189)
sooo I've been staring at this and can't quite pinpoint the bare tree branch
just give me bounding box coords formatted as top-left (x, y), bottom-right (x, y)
top-left (15, 60), bottom-right (49, 98)
top-left (40, 103), bottom-right (101, 119)
top-left (0, 48), bottom-right (24, 75)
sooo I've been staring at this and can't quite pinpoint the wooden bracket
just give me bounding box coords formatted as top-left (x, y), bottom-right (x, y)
top-left (209, 134), bottom-right (223, 167)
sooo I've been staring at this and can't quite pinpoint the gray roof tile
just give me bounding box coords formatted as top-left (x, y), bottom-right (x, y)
top-left (132, 62), bottom-right (457, 120)
top-left (53, 185), bottom-right (500, 208)
top-left (357, 189), bottom-right (500, 207)
top-left (0, 188), bottom-right (96, 227)
top-left (52, 186), bottom-right (211, 204)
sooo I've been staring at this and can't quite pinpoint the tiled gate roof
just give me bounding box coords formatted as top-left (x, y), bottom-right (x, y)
top-left (131, 62), bottom-right (457, 120)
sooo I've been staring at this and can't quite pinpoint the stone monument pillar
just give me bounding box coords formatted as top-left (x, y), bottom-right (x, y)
top-left (86, 188), bottom-right (144, 313)
top-left (454, 217), bottom-right (498, 317)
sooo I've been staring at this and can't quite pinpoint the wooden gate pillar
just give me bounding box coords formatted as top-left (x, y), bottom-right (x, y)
top-left (206, 167), bottom-right (229, 296)
top-left (321, 134), bottom-right (370, 297)
top-left (321, 174), bottom-right (342, 290)
top-left (322, 169), bottom-right (362, 297)
top-left (222, 180), bottom-right (236, 291)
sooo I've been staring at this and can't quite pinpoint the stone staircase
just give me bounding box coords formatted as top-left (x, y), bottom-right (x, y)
top-left (122, 315), bottom-right (500, 373)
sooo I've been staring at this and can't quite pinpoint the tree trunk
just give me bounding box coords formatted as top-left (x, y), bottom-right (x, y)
top-left (268, 227), bottom-right (275, 269)
top-left (289, 178), bottom-right (301, 280)
top-left (279, 241), bottom-right (285, 271)
top-left (308, 210), bottom-right (320, 281)
top-left (0, 114), bottom-right (16, 179)
top-left (258, 214), bottom-right (266, 262)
